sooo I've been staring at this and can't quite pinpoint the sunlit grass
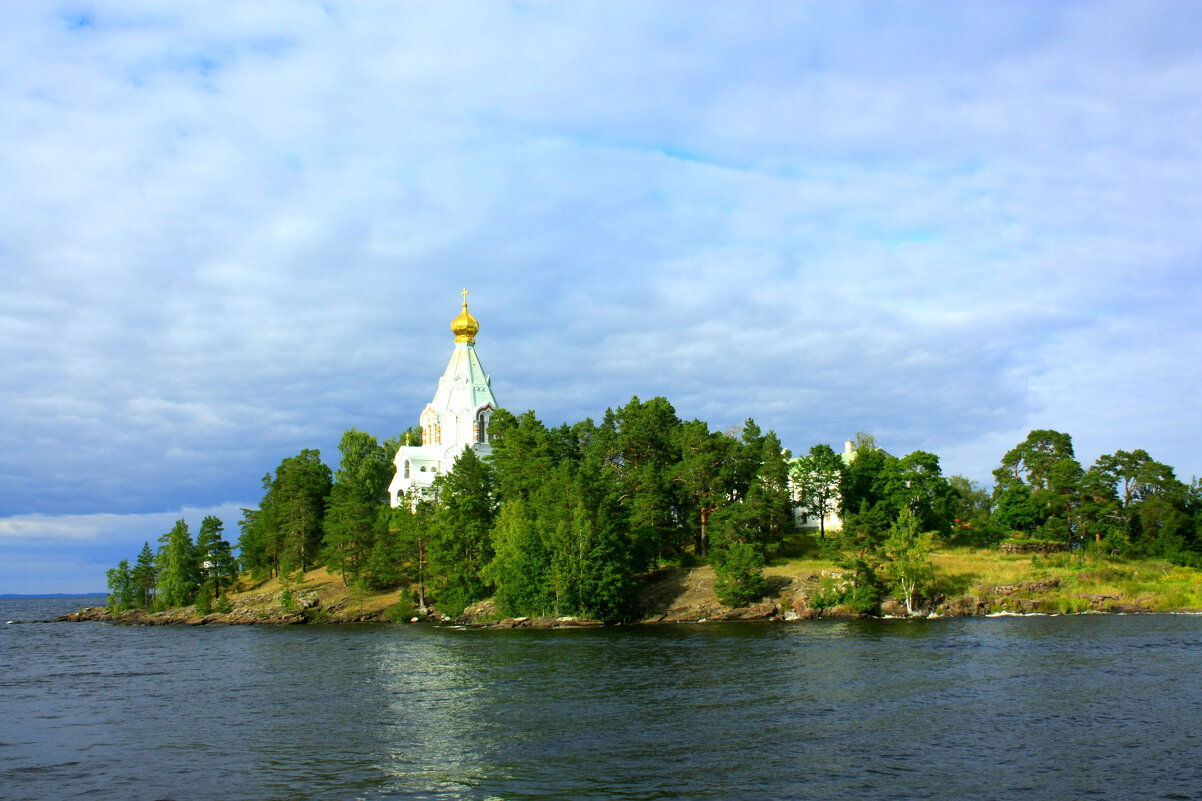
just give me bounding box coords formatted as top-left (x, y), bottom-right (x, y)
top-left (929, 546), bottom-right (1202, 611)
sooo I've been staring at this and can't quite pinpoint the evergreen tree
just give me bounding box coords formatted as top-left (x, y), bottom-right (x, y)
top-left (992, 431), bottom-right (1083, 544)
top-left (322, 429), bottom-right (394, 586)
top-left (483, 499), bottom-right (551, 616)
top-left (674, 420), bottom-right (738, 556)
top-left (237, 475), bottom-right (277, 577)
top-left (742, 430), bottom-right (794, 552)
top-left (711, 542), bottom-right (767, 607)
top-left (195, 515), bottom-right (224, 589)
top-left (156, 519), bottom-right (199, 608)
top-left (428, 448), bottom-right (496, 616)
top-left (131, 541), bottom-right (157, 608)
top-left (271, 449), bottom-right (333, 574)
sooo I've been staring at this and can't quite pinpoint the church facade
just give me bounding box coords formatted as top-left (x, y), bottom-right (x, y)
top-left (387, 290), bottom-right (498, 506)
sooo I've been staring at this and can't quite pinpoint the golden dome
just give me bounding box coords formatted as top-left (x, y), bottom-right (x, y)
top-left (451, 288), bottom-right (479, 343)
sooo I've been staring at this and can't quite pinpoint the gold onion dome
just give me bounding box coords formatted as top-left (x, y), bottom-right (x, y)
top-left (451, 288), bottom-right (479, 343)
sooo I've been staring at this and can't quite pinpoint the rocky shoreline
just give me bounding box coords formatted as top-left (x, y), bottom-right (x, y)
top-left (52, 564), bottom-right (1169, 628)
top-left (56, 589), bottom-right (1154, 628)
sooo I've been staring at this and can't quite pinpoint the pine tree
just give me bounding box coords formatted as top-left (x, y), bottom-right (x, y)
top-left (131, 541), bottom-right (158, 608)
top-left (156, 519), bottom-right (199, 608)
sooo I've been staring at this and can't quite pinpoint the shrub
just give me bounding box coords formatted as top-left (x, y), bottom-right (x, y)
top-left (384, 596), bottom-right (416, 623)
top-left (712, 543), bottom-right (768, 607)
top-left (195, 583), bottom-right (213, 615)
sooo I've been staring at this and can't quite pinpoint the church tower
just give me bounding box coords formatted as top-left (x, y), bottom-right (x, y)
top-left (388, 290), bottom-right (499, 506)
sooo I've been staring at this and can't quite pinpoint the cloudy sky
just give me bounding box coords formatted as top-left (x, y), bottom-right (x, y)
top-left (2, 2), bottom-right (1200, 593)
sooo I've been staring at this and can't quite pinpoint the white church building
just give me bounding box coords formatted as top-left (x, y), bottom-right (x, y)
top-left (388, 290), bottom-right (498, 506)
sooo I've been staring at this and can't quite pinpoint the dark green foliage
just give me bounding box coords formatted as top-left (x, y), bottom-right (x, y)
top-left (195, 582), bottom-right (213, 615)
top-left (946, 475), bottom-right (1002, 545)
top-left (131, 542), bottom-right (157, 607)
top-left (483, 499), bottom-right (551, 616)
top-left (791, 443), bottom-right (843, 539)
top-left (239, 451), bottom-right (333, 578)
top-left (994, 484), bottom-right (1043, 533)
top-left (156, 519), bottom-right (199, 608)
top-left (196, 515), bottom-right (238, 599)
top-left (323, 429), bottom-right (393, 586)
top-left (428, 447), bottom-right (497, 616)
top-left (106, 559), bottom-right (134, 610)
top-left (712, 542), bottom-right (768, 607)
top-left (273, 449), bottom-right (333, 574)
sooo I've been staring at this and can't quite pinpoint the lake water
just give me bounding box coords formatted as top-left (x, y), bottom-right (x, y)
top-left (3, 597), bottom-right (1202, 800)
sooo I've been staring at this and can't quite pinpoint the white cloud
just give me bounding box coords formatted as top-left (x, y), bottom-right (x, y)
top-left (1, 1), bottom-right (1200, 591)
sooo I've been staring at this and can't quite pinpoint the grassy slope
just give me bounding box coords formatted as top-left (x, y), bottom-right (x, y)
top-left (189, 538), bottom-right (1202, 622)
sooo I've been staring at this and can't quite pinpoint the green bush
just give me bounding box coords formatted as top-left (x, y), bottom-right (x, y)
top-left (384, 597), bottom-right (416, 622)
top-left (712, 543), bottom-right (767, 607)
top-left (195, 583), bottom-right (213, 615)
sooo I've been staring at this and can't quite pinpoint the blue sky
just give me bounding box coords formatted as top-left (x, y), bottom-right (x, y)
top-left (2, 2), bottom-right (1200, 593)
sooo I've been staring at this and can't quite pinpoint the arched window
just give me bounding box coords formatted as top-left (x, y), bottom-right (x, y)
top-left (404, 460), bottom-right (410, 479)
top-left (477, 409), bottom-right (491, 443)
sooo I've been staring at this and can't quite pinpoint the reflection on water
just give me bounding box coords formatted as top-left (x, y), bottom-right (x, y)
top-left (2, 603), bottom-right (1202, 800)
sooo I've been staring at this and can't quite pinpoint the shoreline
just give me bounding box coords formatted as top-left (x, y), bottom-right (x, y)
top-left (54, 552), bottom-right (1202, 628)
top-left (54, 596), bottom-right (1187, 628)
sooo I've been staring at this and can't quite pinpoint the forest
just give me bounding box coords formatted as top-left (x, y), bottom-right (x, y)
top-left (106, 397), bottom-right (1202, 622)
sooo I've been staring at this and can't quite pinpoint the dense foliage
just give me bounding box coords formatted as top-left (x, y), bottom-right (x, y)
top-left (108, 397), bottom-right (1202, 620)
top-left (106, 516), bottom-right (238, 612)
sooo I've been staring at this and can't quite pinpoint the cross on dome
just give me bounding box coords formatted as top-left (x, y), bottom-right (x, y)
top-left (451, 287), bottom-right (479, 343)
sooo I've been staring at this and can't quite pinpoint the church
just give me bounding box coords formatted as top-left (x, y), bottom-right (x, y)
top-left (387, 290), bottom-right (498, 506)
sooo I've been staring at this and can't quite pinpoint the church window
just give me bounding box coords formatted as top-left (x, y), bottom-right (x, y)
top-left (404, 460), bottom-right (410, 479)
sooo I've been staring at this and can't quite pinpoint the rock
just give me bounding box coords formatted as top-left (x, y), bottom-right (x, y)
top-left (879, 598), bottom-right (906, 617)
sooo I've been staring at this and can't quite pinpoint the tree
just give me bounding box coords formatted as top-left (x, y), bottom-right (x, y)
top-left (883, 508), bottom-right (933, 616)
top-left (674, 420), bottom-right (737, 556)
top-left (743, 430), bottom-right (794, 551)
top-left (271, 449), bottom-right (333, 574)
top-left (428, 447), bottom-right (497, 616)
top-left (106, 559), bottom-right (134, 610)
top-left (791, 443), bottom-right (843, 539)
top-left (487, 409), bottom-right (555, 503)
top-left (947, 475), bottom-right (998, 544)
top-left (323, 429), bottom-right (393, 586)
top-left (156, 519), bottom-right (199, 608)
top-left (993, 431), bottom-right (1084, 544)
top-left (381, 499), bottom-right (436, 607)
top-left (994, 484), bottom-right (1043, 534)
top-left (195, 515), bottom-right (238, 599)
top-left (237, 475), bottom-right (277, 578)
top-left (993, 429), bottom-right (1076, 493)
top-left (131, 541), bottom-right (157, 608)
top-left (711, 542), bottom-right (767, 607)
top-left (195, 515), bottom-right (224, 589)
top-left (482, 499), bottom-right (551, 617)
top-left (838, 435), bottom-right (891, 521)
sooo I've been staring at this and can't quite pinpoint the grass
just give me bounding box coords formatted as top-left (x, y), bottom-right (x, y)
top-left (209, 540), bottom-right (1202, 622)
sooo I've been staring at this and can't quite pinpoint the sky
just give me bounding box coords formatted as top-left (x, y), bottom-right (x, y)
top-left (2, 2), bottom-right (1200, 593)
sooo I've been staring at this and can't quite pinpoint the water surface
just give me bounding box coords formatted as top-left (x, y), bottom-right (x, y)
top-left (3, 598), bottom-right (1201, 800)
